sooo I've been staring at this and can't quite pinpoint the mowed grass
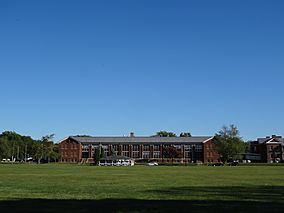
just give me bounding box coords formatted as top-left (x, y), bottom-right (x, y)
top-left (0, 164), bottom-right (283, 212)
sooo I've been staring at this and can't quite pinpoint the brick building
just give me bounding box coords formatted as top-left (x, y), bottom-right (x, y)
top-left (249, 135), bottom-right (284, 163)
top-left (59, 133), bottom-right (220, 163)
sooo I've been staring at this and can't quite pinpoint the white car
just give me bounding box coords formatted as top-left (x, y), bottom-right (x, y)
top-left (148, 162), bottom-right (158, 166)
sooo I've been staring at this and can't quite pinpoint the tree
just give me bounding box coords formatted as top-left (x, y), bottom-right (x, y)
top-left (0, 138), bottom-right (11, 159)
top-left (213, 125), bottom-right (247, 163)
top-left (180, 132), bottom-right (192, 137)
top-left (156, 131), bottom-right (176, 137)
top-left (0, 131), bottom-right (59, 163)
top-left (109, 145), bottom-right (117, 156)
top-left (163, 146), bottom-right (182, 163)
top-left (34, 142), bottom-right (44, 164)
top-left (35, 134), bottom-right (58, 163)
top-left (93, 144), bottom-right (104, 165)
top-left (0, 131), bottom-right (38, 161)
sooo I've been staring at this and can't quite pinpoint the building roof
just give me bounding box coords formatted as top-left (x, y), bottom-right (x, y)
top-left (257, 135), bottom-right (284, 144)
top-left (257, 138), bottom-right (271, 144)
top-left (69, 136), bottom-right (213, 144)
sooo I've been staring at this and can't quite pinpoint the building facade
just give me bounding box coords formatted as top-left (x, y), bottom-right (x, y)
top-left (249, 135), bottom-right (284, 163)
top-left (59, 134), bottom-right (220, 163)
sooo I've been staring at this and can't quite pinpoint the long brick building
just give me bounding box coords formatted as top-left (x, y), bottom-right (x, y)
top-left (59, 133), bottom-right (220, 163)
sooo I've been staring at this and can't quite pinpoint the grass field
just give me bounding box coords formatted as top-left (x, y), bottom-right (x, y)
top-left (0, 164), bottom-right (283, 212)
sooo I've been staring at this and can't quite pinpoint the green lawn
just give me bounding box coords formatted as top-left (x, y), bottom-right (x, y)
top-left (0, 164), bottom-right (283, 212)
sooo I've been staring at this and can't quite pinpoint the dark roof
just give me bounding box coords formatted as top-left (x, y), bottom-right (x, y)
top-left (257, 138), bottom-right (271, 144)
top-left (257, 137), bottom-right (284, 144)
top-left (69, 136), bottom-right (213, 144)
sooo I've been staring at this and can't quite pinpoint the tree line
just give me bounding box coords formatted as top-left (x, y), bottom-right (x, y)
top-left (0, 131), bottom-right (59, 163)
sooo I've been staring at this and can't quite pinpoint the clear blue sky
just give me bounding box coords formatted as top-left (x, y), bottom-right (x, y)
top-left (1, 0), bottom-right (283, 142)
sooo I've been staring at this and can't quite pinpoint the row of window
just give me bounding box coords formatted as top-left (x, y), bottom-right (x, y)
top-left (61, 151), bottom-right (77, 157)
top-left (206, 152), bottom-right (215, 157)
top-left (62, 151), bottom-right (204, 160)
top-left (80, 150), bottom-right (204, 159)
top-left (81, 144), bottom-right (203, 152)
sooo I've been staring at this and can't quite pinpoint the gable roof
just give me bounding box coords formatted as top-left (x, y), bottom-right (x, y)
top-left (257, 136), bottom-right (283, 144)
top-left (69, 136), bottom-right (213, 144)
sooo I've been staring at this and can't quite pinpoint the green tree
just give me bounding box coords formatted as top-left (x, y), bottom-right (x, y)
top-left (35, 134), bottom-right (58, 163)
top-left (0, 131), bottom-right (59, 163)
top-left (163, 146), bottom-right (182, 163)
top-left (93, 144), bottom-right (105, 165)
top-left (0, 138), bottom-right (11, 159)
top-left (109, 145), bottom-right (117, 156)
top-left (0, 131), bottom-right (37, 161)
top-left (34, 142), bottom-right (44, 164)
top-left (213, 124), bottom-right (247, 163)
top-left (156, 131), bottom-right (176, 137)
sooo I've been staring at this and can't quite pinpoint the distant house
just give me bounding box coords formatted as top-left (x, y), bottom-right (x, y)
top-left (249, 135), bottom-right (284, 163)
top-left (58, 133), bottom-right (220, 163)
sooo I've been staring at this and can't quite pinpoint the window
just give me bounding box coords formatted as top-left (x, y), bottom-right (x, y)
top-left (102, 145), bottom-right (108, 151)
top-left (184, 145), bottom-right (191, 151)
top-left (112, 145), bottom-right (118, 151)
top-left (132, 152), bottom-right (139, 158)
top-left (153, 145), bottom-right (160, 151)
top-left (133, 145), bottom-right (139, 151)
top-left (83, 145), bottom-right (89, 152)
top-left (175, 145), bottom-right (182, 150)
top-left (122, 151), bottom-right (129, 157)
top-left (195, 145), bottom-right (202, 152)
top-left (143, 152), bottom-right (150, 159)
top-left (92, 145), bottom-right (98, 149)
top-left (123, 145), bottom-right (129, 151)
top-left (82, 152), bottom-right (88, 158)
top-left (185, 152), bottom-right (190, 158)
top-left (143, 145), bottom-right (150, 151)
top-left (153, 151), bottom-right (160, 158)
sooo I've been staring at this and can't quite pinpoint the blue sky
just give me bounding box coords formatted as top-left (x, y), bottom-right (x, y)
top-left (0, 0), bottom-right (283, 142)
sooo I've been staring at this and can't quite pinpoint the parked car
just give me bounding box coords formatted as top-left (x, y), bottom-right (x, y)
top-left (148, 162), bottom-right (158, 166)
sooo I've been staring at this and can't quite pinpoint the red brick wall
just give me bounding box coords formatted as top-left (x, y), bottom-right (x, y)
top-left (203, 139), bottom-right (220, 163)
top-left (59, 138), bottom-right (81, 163)
top-left (265, 144), bottom-right (282, 163)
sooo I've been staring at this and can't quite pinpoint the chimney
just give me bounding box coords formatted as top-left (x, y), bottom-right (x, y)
top-left (130, 132), bottom-right (135, 137)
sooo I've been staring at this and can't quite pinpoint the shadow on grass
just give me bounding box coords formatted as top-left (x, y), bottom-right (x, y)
top-left (0, 198), bottom-right (284, 213)
top-left (1, 186), bottom-right (284, 213)
top-left (146, 185), bottom-right (284, 202)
